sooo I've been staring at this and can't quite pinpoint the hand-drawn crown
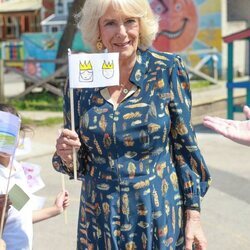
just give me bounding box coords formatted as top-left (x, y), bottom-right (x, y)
top-left (79, 60), bottom-right (92, 70)
top-left (102, 60), bottom-right (114, 70)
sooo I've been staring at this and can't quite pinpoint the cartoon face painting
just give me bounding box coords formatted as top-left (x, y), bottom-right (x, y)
top-left (102, 60), bottom-right (114, 79)
top-left (79, 61), bottom-right (93, 82)
top-left (150, 0), bottom-right (198, 52)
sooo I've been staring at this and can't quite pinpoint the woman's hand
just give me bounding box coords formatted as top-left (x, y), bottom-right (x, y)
top-left (185, 210), bottom-right (207, 250)
top-left (56, 129), bottom-right (81, 166)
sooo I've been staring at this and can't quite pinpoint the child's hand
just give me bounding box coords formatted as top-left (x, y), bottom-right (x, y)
top-left (0, 194), bottom-right (12, 227)
top-left (54, 191), bottom-right (69, 214)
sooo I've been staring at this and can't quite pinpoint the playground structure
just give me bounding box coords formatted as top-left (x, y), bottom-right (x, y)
top-left (223, 28), bottom-right (250, 119)
top-left (183, 47), bottom-right (219, 85)
top-left (0, 38), bottom-right (67, 100)
top-left (0, 31), bottom-right (90, 101)
top-left (0, 41), bottom-right (24, 69)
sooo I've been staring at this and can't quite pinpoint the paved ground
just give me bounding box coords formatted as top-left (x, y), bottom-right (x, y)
top-left (4, 72), bottom-right (250, 249)
top-left (195, 124), bottom-right (250, 250)
top-left (15, 123), bottom-right (250, 250)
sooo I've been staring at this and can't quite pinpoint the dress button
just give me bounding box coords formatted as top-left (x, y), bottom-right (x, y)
top-left (122, 88), bottom-right (129, 94)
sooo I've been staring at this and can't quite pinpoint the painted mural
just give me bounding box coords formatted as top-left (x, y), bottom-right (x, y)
top-left (149, 0), bottom-right (222, 74)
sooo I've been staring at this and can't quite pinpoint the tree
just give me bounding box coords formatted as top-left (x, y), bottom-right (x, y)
top-left (55, 0), bottom-right (86, 70)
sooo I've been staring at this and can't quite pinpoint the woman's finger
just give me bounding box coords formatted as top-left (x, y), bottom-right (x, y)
top-left (243, 105), bottom-right (250, 119)
top-left (185, 236), bottom-right (194, 250)
top-left (61, 129), bottom-right (79, 140)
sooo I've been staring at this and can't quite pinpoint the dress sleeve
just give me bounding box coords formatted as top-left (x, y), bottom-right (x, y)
top-left (168, 55), bottom-right (211, 210)
top-left (52, 79), bottom-right (87, 179)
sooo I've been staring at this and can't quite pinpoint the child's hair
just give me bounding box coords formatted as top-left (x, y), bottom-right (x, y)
top-left (0, 103), bottom-right (32, 136)
top-left (0, 103), bottom-right (20, 117)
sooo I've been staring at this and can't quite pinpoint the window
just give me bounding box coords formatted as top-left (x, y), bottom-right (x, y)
top-left (57, 0), bottom-right (64, 15)
top-left (52, 26), bottom-right (58, 32)
top-left (5, 16), bottom-right (18, 39)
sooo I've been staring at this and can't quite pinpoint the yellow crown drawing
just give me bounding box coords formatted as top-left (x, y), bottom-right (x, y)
top-left (102, 60), bottom-right (114, 70)
top-left (79, 60), bottom-right (93, 70)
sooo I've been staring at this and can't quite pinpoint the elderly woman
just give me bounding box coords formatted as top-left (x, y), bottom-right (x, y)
top-left (53, 0), bottom-right (211, 249)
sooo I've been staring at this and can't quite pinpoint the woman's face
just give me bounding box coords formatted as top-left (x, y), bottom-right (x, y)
top-left (99, 4), bottom-right (140, 62)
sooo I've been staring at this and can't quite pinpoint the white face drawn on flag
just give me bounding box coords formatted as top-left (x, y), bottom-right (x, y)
top-left (102, 60), bottom-right (114, 79)
top-left (79, 61), bottom-right (93, 82)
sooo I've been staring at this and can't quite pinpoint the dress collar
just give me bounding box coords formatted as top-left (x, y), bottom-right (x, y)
top-left (129, 49), bottom-right (149, 89)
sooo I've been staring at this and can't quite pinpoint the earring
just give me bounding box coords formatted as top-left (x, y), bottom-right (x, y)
top-left (96, 38), bottom-right (103, 51)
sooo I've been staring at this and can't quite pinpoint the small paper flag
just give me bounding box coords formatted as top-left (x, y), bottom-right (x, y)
top-left (68, 51), bottom-right (120, 88)
top-left (0, 111), bottom-right (21, 155)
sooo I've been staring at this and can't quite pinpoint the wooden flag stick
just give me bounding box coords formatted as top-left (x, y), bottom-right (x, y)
top-left (70, 88), bottom-right (77, 180)
top-left (68, 49), bottom-right (77, 181)
top-left (61, 174), bottom-right (68, 224)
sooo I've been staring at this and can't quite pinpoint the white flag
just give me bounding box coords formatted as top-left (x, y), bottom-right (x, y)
top-left (68, 51), bottom-right (120, 88)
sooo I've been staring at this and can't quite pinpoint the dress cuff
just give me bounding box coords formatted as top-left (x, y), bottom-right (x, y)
top-left (183, 194), bottom-right (201, 210)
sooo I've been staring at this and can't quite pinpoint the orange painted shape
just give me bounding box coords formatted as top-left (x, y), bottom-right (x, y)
top-left (151, 0), bottom-right (198, 52)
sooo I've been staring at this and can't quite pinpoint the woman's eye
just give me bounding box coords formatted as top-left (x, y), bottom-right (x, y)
top-left (127, 19), bottom-right (135, 23)
top-left (105, 21), bottom-right (115, 26)
top-left (125, 19), bottom-right (137, 25)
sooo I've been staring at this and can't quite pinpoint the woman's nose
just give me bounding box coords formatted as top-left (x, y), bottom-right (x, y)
top-left (116, 24), bottom-right (127, 39)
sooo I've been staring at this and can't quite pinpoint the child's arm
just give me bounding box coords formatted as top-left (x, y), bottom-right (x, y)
top-left (0, 194), bottom-right (12, 228)
top-left (32, 190), bottom-right (69, 223)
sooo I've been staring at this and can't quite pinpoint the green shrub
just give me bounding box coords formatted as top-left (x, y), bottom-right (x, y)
top-left (9, 91), bottom-right (63, 111)
top-left (190, 80), bottom-right (211, 89)
top-left (22, 117), bottom-right (63, 126)
top-left (7, 91), bottom-right (63, 126)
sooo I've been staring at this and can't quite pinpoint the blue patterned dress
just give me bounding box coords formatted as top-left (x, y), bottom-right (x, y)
top-left (53, 49), bottom-right (211, 250)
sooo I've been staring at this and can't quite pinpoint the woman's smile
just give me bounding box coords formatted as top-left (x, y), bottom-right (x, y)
top-left (113, 41), bottom-right (131, 48)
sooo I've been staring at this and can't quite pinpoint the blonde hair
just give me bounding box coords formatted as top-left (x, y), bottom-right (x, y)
top-left (77, 0), bottom-right (159, 52)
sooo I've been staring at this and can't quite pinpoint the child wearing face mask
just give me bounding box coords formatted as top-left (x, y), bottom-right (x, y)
top-left (0, 103), bottom-right (69, 250)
